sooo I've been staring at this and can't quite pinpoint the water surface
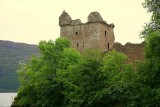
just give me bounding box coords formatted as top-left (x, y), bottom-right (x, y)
top-left (0, 93), bottom-right (17, 107)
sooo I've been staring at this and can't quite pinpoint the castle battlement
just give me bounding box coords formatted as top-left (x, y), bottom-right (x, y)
top-left (59, 10), bottom-right (115, 28)
top-left (59, 11), bottom-right (115, 52)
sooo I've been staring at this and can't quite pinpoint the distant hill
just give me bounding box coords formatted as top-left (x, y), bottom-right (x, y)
top-left (0, 40), bottom-right (39, 92)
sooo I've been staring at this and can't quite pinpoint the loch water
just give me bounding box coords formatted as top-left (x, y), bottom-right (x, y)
top-left (0, 93), bottom-right (17, 107)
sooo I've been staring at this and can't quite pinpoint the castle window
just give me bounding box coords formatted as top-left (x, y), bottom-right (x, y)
top-left (77, 43), bottom-right (79, 48)
top-left (76, 32), bottom-right (78, 35)
top-left (108, 43), bottom-right (109, 50)
top-left (105, 31), bottom-right (107, 37)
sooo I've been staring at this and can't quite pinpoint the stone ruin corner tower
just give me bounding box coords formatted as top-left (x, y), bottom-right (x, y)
top-left (59, 10), bottom-right (115, 52)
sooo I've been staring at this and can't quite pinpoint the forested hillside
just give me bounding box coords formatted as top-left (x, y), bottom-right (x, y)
top-left (0, 40), bottom-right (39, 92)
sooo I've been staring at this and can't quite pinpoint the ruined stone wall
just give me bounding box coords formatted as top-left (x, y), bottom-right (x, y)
top-left (113, 42), bottom-right (144, 61)
top-left (59, 11), bottom-right (144, 61)
top-left (59, 11), bottom-right (115, 52)
top-left (60, 23), bottom-right (100, 52)
top-left (99, 23), bottom-right (115, 52)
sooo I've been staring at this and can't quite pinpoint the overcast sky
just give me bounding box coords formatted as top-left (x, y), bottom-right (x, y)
top-left (0, 0), bottom-right (151, 45)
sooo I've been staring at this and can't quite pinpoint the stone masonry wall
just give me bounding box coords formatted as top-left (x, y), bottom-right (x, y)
top-left (60, 23), bottom-right (100, 52)
top-left (59, 11), bottom-right (115, 52)
top-left (59, 11), bottom-right (144, 61)
top-left (113, 42), bottom-right (144, 61)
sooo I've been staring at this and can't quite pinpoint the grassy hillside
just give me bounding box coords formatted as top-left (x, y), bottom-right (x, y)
top-left (0, 40), bottom-right (39, 92)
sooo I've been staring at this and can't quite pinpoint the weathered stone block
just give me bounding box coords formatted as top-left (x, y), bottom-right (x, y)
top-left (113, 42), bottom-right (144, 61)
top-left (88, 11), bottom-right (103, 22)
top-left (71, 19), bottom-right (82, 25)
top-left (59, 10), bottom-right (72, 26)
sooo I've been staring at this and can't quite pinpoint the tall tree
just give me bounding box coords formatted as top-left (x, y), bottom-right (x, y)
top-left (142, 0), bottom-right (160, 36)
top-left (136, 0), bottom-right (160, 106)
top-left (102, 50), bottom-right (138, 106)
top-left (12, 38), bottom-right (80, 107)
top-left (140, 0), bottom-right (160, 88)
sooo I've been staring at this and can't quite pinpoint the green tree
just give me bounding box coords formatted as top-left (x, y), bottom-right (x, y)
top-left (141, 0), bottom-right (160, 36)
top-left (12, 39), bottom-right (139, 107)
top-left (136, 0), bottom-right (160, 106)
top-left (12, 45), bottom-right (138, 107)
top-left (141, 0), bottom-right (160, 88)
top-left (102, 50), bottom-right (138, 106)
top-left (64, 50), bottom-right (136, 107)
top-left (60, 49), bottom-right (106, 106)
top-left (137, 30), bottom-right (160, 106)
top-left (12, 38), bottom-right (80, 107)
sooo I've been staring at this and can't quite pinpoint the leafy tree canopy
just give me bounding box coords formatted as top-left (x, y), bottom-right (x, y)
top-left (12, 38), bottom-right (139, 107)
top-left (142, 0), bottom-right (160, 36)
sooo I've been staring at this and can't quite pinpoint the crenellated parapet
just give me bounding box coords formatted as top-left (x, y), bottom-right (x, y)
top-left (59, 10), bottom-right (114, 27)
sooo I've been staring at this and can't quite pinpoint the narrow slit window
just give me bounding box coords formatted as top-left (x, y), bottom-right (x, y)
top-left (105, 31), bottom-right (107, 37)
top-left (76, 32), bottom-right (78, 35)
top-left (108, 43), bottom-right (109, 50)
top-left (77, 43), bottom-right (79, 48)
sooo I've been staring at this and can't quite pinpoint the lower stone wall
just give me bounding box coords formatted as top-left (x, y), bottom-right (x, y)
top-left (113, 42), bottom-right (145, 61)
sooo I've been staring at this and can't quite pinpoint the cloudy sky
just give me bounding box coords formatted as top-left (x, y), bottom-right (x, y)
top-left (0, 0), bottom-right (151, 45)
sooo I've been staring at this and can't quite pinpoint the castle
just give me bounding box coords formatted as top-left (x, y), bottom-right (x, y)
top-left (59, 11), bottom-right (115, 52)
top-left (59, 11), bottom-right (144, 61)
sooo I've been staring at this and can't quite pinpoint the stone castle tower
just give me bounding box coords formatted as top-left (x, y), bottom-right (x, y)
top-left (59, 11), bottom-right (115, 52)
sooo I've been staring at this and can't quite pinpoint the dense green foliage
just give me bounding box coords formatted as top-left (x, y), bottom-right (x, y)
top-left (12, 32), bottom-right (160, 106)
top-left (12, 38), bottom-right (139, 107)
top-left (137, 0), bottom-right (160, 106)
top-left (0, 40), bottom-right (39, 92)
top-left (141, 0), bottom-right (160, 36)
